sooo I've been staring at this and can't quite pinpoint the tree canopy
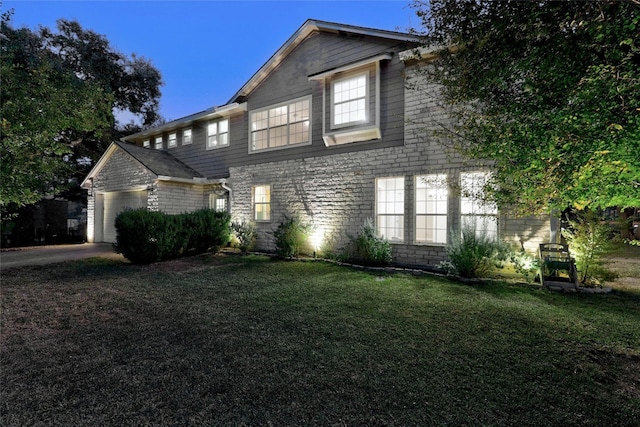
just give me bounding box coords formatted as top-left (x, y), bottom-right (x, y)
top-left (0, 13), bottom-right (163, 213)
top-left (412, 0), bottom-right (640, 215)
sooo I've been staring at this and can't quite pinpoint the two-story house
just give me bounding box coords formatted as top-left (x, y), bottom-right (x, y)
top-left (82, 19), bottom-right (551, 267)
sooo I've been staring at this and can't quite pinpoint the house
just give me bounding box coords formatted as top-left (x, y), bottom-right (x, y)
top-left (82, 19), bottom-right (551, 267)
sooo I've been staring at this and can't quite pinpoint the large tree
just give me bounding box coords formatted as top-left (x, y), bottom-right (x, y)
top-left (412, 0), bottom-right (640, 215)
top-left (0, 13), bottom-right (163, 213)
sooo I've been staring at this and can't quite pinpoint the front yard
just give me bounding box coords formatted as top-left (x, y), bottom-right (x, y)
top-left (1, 254), bottom-right (639, 426)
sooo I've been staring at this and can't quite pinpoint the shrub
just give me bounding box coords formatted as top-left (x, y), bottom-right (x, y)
top-left (231, 220), bottom-right (257, 253)
top-left (509, 248), bottom-right (541, 282)
top-left (114, 208), bottom-right (230, 264)
top-left (342, 218), bottom-right (392, 266)
top-left (561, 210), bottom-right (614, 284)
top-left (273, 215), bottom-right (311, 258)
top-left (446, 226), bottom-right (504, 278)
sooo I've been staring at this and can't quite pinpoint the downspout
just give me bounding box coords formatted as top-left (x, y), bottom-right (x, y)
top-left (221, 179), bottom-right (233, 214)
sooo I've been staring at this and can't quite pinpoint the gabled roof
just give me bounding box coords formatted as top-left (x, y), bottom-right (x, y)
top-left (228, 19), bottom-right (422, 103)
top-left (122, 19), bottom-right (421, 142)
top-left (81, 141), bottom-right (206, 189)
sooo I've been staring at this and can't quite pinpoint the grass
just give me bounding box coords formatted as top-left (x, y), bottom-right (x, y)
top-left (1, 253), bottom-right (639, 426)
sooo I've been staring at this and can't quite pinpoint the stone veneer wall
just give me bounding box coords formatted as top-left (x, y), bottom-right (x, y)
top-left (156, 182), bottom-right (227, 215)
top-left (227, 66), bottom-right (550, 267)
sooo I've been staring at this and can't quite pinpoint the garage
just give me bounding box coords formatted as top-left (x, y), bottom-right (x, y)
top-left (95, 190), bottom-right (148, 243)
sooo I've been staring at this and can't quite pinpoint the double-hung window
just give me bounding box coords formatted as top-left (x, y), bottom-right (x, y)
top-left (209, 194), bottom-right (227, 212)
top-left (253, 185), bottom-right (271, 221)
top-left (168, 132), bottom-right (177, 148)
top-left (376, 177), bottom-right (404, 242)
top-left (415, 174), bottom-right (448, 244)
top-left (154, 136), bottom-right (163, 150)
top-left (207, 119), bottom-right (229, 149)
top-left (143, 139), bottom-right (150, 148)
top-left (182, 129), bottom-right (192, 145)
top-left (460, 172), bottom-right (498, 239)
top-left (332, 72), bottom-right (368, 127)
top-left (249, 96), bottom-right (310, 152)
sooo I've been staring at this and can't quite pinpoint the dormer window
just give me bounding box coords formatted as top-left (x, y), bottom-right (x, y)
top-left (332, 72), bottom-right (368, 128)
top-left (309, 53), bottom-right (391, 147)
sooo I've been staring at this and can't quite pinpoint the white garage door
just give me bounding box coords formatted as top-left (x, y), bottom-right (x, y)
top-left (100, 191), bottom-right (148, 243)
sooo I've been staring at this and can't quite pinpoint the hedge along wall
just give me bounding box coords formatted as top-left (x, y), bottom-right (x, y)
top-left (114, 208), bottom-right (231, 264)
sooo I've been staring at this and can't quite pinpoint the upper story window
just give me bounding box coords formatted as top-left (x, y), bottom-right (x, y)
top-left (154, 136), bottom-right (163, 150)
top-left (308, 53), bottom-right (391, 147)
top-left (375, 176), bottom-right (404, 243)
top-left (168, 132), bottom-right (177, 148)
top-left (332, 72), bottom-right (368, 127)
top-left (182, 128), bottom-right (192, 145)
top-left (249, 96), bottom-right (311, 153)
top-left (143, 139), bottom-right (150, 148)
top-left (207, 119), bottom-right (229, 150)
top-left (415, 174), bottom-right (448, 244)
top-left (460, 171), bottom-right (498, 239)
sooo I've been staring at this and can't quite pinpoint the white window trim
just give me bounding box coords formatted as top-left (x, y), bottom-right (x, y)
top-left (415, 174), bottom-right (448, 245)
top-left (460, 171), bottom-right (499, 239)
top-left (375, 176), bottom-right (405, 244)
top-left (331, 71), bottom-right (369, 129)
top-left (207, 119), bottom-right (229, 150)
top-left (248, 95), bottom-right (312, 154)
top-left (142, 139), bottom-right (150, 148)
top-left (252, 184), bottom-right (271, 222)
top-left (168, 132), bottom-right (177, 148)
top-left (182, 128), bottom-right (192, 145)
top-left (154, 136), bottom-right (163, 150)
top-left (309, 55), bottom-right (390, 147)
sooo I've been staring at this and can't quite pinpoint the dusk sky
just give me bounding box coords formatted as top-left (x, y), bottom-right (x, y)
top-left (3, 0), bottom-right (421, 123)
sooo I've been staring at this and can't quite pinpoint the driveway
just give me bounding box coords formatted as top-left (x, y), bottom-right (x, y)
top-left (0, 243), bottom-right (126, 269)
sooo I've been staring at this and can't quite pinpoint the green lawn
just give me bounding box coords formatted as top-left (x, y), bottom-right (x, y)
top-left (1, 254), bottom-right (639, 426)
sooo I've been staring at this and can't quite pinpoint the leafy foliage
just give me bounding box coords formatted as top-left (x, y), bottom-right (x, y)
top-left (273, 215), bottom-right (311, 258)
top-left (342, 218), bottom-right (393, 266)
top-left (0, 13), bottom-right (163, 214)
top-left (446, 226), bottom-right (505, 278)
top-left (114, 208), bottom-right (230, 264)
top-left (231, 220), bottom-right (257, 253)
top-left (561, 210), bottom-right (614, 284)
top-left (412, 0), bottom-right (640, 214)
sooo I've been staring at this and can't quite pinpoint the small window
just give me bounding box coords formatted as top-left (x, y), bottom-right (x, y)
top-left (253, 185), bottom-right (271, 221)
top-left (332, 72), bottom-right (368, 128)
top-left (209, 194), bottom-right (227, 212)
top-left (249, 96), bottom-right (311, 152)
top-left (168, 132), bottom-right (177, 148)
top-left (376, 177), bottom-right (404, 242)
top-left (143, 140), bottom-right (150, 148)
top-left (182, 129), bottom-right (192, 145)
top-left (415, 174), bottom-right (448, 244)
top-left (461, 171), bottom-right (498, 239)
top-left (154, 136), bottom-right (163, 150)
top-left (207, 119), bottom-right (229, 149)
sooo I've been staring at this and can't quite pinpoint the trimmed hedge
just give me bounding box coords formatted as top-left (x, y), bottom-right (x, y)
top-left (114, 208), bottom-right (231, 264)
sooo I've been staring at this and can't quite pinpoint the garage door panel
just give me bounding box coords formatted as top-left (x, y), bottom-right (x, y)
top-left (102, 191), bottom-right (147, 243)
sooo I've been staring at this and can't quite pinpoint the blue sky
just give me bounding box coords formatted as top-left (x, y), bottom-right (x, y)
top-left (3, 0), bottom-right (420, 123)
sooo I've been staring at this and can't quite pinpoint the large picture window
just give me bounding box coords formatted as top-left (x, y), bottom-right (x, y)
top-left (250, 96), bottom-right (310, 152)
top-left (376, 177), bottom-right (404, 242)
top-left (415, 174), bottom-right (448, 244)
top-left (253, 185), bottom-right (271, 221)
top-left (332, 72), bottom-right (368, 127)
top-left (207, 119), bottom-right (229, 149)
top-left (460, 172), bottom-right (498, 239)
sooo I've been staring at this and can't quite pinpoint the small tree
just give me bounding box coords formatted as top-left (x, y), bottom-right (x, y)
top-left (561, 210), bottom-right (613, 284)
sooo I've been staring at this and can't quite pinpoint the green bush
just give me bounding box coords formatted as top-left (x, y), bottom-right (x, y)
top-left (114, 208), bottom-right (230, 264)
top-left (231, 220), bottom-right (257, 253)
top-left (561, 210), bottom-right (613, 284)
top-left (509, 248), bottom-right (541, 282)
top-left (446, 226), bottom-right (504, 278)
top-left (342, 218), bottom-right (392, 266)
top-left (273, 215), bottom-right (311, 258)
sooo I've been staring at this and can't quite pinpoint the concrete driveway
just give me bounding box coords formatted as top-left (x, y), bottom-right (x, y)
top-left (0, 243), bottom-right (126, 269)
